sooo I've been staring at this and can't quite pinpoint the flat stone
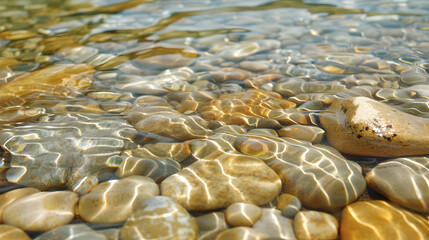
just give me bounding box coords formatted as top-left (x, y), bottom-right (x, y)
top-left (253, 208), bottom-right (297, 239)
top-left (2, 191), bottom-right (78, 232)
top-left (0, 224), bottom-right (31, 240)
top-left (278, 125), bottom-right (325, 143)
top-left (78, 176), bottom-right (159, 223)
top-left (214, 227), bottom-right (271, 240)
top-left (0, 114), bottom-right (138, 194)
top-left (161, 152), bottom-right (281, 211)
top-left (320, 96), bottom-right (429, 157)
top-left (340, 200), bottom-right (429, 240)
top-left (293, 211), bottom-right (339, 240)
top-left (237, 130), bottom-right (366, 211)
top-left (0, 187), bottom-right (39, 221)
top-left (225, 202), bottom-right (262, 227)
top-left (366, 157), bottom-right (429, 213)
top-left (196, 212), bottom-right (228, 240)
top-left (121, 196), bottom-right (198, 240)
top-left (276, 193), bottom-right (301, 218)
top-left (35, 224), bottom-right (106, 240)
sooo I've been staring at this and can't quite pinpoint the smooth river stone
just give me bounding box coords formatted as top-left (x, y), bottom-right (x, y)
top-left (320, 96), bottom-right (429, 157)
top-left (0, 224), bottom-right (31, 240)
top-left (293, 211), bottom-right (339, 240)
top-left (35, 224), bottom-right (107, 240)
top-left (237, 132), bottom-right (366, 211)
top-left (196, 212), bottom-right (228, 240)
top-left (161, 152), bottom-right (281, 211)
top-left (278, 125), bottom-right (325, 143)
top-left (127, 105), bottom-right (213, 140)
top-left (121, 196), bottom-right (198, 240)
top-left (121, 141), bottom-right (191, 162)
top-left (225, 202), bottom-right (262, 227)
top-left (78, 176), bottom-right (159, 223)
top-left (2, 191), bottom-right (78, 232)
top-left (214, 227), bottom-right (271, 240)
top-left (0, 187), bottom-right (39, 222)
top-left (274, 78), bottom-right (347, 97)
top-left (366, 157), bottom-right (429, 213)
top-left (276, 193), bottom-right (302, 218)
top-left (215, 39), bottom-right (281, 61)
top-left (0, 114), bottom-right (138, 194)
top-left (253, 208), bottom-right (297, 240)
top-left (341, 200), bottom-right (429, 240)
top-left (0, 64), bottom-right (94, 107)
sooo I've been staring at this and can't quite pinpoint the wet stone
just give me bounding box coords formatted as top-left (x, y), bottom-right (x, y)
top-left (97, 229), bottom-right (119, 240)
top-left (0, 224), bottom-right (31, 240)
top-left (2, 191), bottom-right (78, 232)
top-left (35, 224), bottom-right (106, 240)
top-left (0, 106), bottom-right (45, 124)
top-left (320, 96), bottom-right (429, 157)
top-left (340, 200), bottom-right (429, 240)
top-left (366, 157), bottom-right (429, 213)
top-left (214, 227), bottom-right (270, 240)
top-left (0, 113), bottom-right (138, 194)
top-left (276, 193), bottom-right (301, 218)
top-left (195, 212), bottom-right (228, 240)
top-left (215, 39), bottom-right (281, 61)
top-left (78, 176), bottom-right (159, 223)
top-left (274, 78), bottom-right (347, 97)
top-left (161, 152), bottom-right (281, 211)
top-left (253, 208), bottom-right (296, 240)
top-left (225, 202), bottom-right (262, 227)
top-left (293, 211), bottom-right (339, 240)
top-left (0, 187), bottom-right (40, 221)
top-left (122, 141), bottom-right (191, 162)
top-left (278, 125), bottom-right (325, 143)
top-left (120, 196), bottom-right (198, 240)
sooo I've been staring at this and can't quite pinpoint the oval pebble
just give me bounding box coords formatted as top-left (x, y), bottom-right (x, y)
top-left (276, 193), bottom-right (301, 218)
top-left (293, 211), bottom-right (339, 240)
top-left (225, 202), bottom-right (262, 227)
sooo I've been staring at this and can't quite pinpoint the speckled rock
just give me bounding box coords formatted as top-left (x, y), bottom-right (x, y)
top-left (320, 96), bottom-right (429, 157)
top-left (78, 176), bottom-right (159, 223)
top-left (214, 227), bottom-right (271, 240)
top-left (366, 157), bottom-right (429, 213)
top-left (0, 114), bottom-right (138, 194)
top-left (0, 224), bottom-right (31, 240)
top-left (120, 196), bottom-right (198, 240)
top-left (293, 211), bottom-right (339, 240)
top-left (225, 202), bottom-right (262, 227)
top-left (278, 125), bottom-right (325, 143)
top-left (196, 212), bottom-right (228, 240)
top-left (161, 152), bottom-right (281, 211)
top-left (341, 200), bottom-right (429, 240)
top-left (0, 187), bottom-right (39, 221)
top-left (2, 191), bottom-right (78, 232)
top-left (253, 208), bottom-right (297, 239)
top-left (35, 224), bottom-right (107, 240)
top-left (276, 193), bottom-right (302, 218)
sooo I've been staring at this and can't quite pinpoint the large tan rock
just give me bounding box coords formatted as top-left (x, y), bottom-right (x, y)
top-left (0, 188), bottom-right (39, 222)
top-left (320, 97), bottom-right (429, 157)
top-left (161, 152), bottom-right (281, 211)
top-left (0, 224), bottom-right (31, 240)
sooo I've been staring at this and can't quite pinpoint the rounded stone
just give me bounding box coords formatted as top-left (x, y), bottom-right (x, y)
top-left (278, 125), bottom-right (325, 143)
top-left (214, 227), bottom-right (270, 240)
top-left (0, 187), bottom-right (40, 221)
top-left (276, 193), bottom-right (301, 218)
top-left (34, 224), bottom-right (107, 240)
top-left (78, 176), bottom-right (159, 223)
top-left (120, 196), bottom-right (198, 240)
top-left (196, 212), bottom-right (228, 240)
top-left (253, 208), bottom-right (296, 239)
top-left (0, 224), bottom-right (31, 240)
top-left (340, 200), bottom-right (429, 240)
top-left (2, 191), bottom-right (78, 232)
top-left (293, 211), bottom-right (339, 240)
top-left (225, 202), bottom-right (262, 227)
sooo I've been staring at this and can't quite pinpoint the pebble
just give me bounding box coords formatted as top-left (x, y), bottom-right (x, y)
top-left (274, 78), bottom-right (347, 97)
top-left (215, 39), bottom-right (281, 61)
top-left (35, 224), bottom-right (107, 240)
top-left (340, 200), bottom-right (429, 240)
top-left (293, 211), bottom-right (339, 240)
top-left (276, 193), bottom-right (301, 218)
top-left (253, 208), bottom-right (297, 239)
top-left (320, 96), bottom-right (429, 157)
top-left (161, 152), bottom-right (281, 211)
top-left (122, 141), bottom-right (191, 162)
top-left (78, 176), bottom-right (159, 223)
top-left (0, 224), bottom-right (31, 240)
top-left (278, 125), bottom-right (325, 143)
top-left (196, 212), bottom-right (228, 240)
top-left (366, 157), bottom-right (429, 213)
top-left (120, 196), bottom-right (198, 240)
top-left (0, 187), bottom-right (39, 221)
top-left (225, 202), bottom-right (262, 227)
top-left (2, 191), bottom-right (78, 232)
top-left (214, 227), bottom-right (271, 240)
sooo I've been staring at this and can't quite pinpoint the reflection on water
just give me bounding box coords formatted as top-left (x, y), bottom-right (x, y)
top-left (0, 0), bottom-right (428, 238)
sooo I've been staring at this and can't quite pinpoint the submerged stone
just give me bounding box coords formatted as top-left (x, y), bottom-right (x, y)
top-left (293, 211), bottom-right (339, 240)
top-left (35, 224), bottom-right (106, 240)
top-left (196, 212), bottom-right (228, 240)
top-left (0, 224), bottom-right (31, 240)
